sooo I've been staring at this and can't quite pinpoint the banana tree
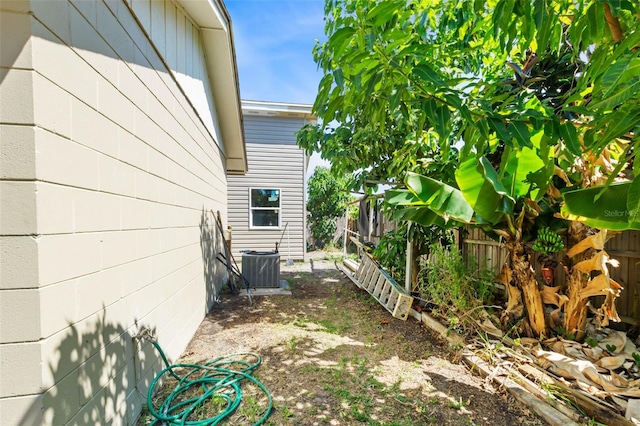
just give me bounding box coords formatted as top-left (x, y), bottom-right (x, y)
top-left (388, 125), bottom-right (555, 336)
top-left (559, 159), bottom-right (638, 339)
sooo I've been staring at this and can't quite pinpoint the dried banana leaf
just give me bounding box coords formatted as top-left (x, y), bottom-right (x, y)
top-left (567, 230), bottom-right (608, 258)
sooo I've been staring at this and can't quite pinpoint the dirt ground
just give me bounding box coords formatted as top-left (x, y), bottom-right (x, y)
top-left (154, 251), bottom-right (548, 425)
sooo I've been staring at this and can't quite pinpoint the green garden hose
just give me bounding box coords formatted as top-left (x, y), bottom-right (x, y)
top-left (146, 339), bottom-right (273, 425)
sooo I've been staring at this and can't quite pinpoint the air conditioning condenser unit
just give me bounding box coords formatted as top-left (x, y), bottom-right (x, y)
top-left (242, 251), bottom-right (280, 288)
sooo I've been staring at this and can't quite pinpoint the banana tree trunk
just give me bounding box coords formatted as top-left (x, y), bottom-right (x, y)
top-left (508, 241), bottom-right (547, 337)
top-left (563, 222), bottom-right (593, 340)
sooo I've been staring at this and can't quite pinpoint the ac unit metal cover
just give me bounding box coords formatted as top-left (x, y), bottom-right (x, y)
top-left (242, 251), bottom-right (281, 288)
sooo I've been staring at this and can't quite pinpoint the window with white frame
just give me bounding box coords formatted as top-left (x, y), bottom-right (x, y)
top-left (249, 188), bottom-right (281, 228)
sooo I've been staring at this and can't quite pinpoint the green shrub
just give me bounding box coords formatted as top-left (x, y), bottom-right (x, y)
top-left (417, 244), bottom-right (494, 316)
top-left (373, 222), bottom-right (453, 283)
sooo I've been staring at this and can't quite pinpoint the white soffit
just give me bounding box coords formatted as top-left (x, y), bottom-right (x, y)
top-left (242, 100), bottom-right (317, 122)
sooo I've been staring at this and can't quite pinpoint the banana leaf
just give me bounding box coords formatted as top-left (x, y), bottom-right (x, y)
top-left (501, 131), bottom-right (553, 201)
top-left (403, 173), bottom-right (475, 222)
top-left (561, 182), bottom-right (640, 230)
top-left (385, 188), bottom-right (421, 206)
top-left (385, 174), bottom-right (474, 224)
top-left (390, 206), bottom-right (455, 228)
top-left (385, 188), bottom-right (459, 227)
top-left (456, 156), bottom-right (514, 224)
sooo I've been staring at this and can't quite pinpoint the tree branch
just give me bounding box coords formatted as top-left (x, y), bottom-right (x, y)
top-left (603, 2), bottom-right (624, 43)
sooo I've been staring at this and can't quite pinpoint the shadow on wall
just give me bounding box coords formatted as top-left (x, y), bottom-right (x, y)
top-left (199, 208), bottom-right (228, 309)
top-left (20, 311), bottom-right (162, 425)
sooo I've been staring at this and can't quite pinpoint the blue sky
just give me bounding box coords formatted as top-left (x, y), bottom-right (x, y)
top-left (225, 0), bottom-right (330, 174)
top-left (226, 0), bottom-right (326, 105)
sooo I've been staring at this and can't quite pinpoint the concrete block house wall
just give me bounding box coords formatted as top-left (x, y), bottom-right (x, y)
top-left (0, 0), bottom-right (245, 424)
top-left (227, 101), bottom-right (315, 261)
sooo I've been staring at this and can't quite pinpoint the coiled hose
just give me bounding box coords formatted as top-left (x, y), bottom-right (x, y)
top-left (146, 339), bottom-right (273, 425)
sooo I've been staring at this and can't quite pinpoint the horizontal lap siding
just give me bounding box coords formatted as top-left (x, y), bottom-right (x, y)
top-left (228, 114), bottom-right (307, 260)
top-left (0, 1), bottom-right (229, 424)
top-left (243, 115), bottom-right (306, 145)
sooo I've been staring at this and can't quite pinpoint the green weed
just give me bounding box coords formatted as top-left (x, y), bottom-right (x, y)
top-left (239, 396), bottom-right (263, 423)
top-left (449, 396), bottom-right (468, 410)
top-left (280, 405), bottom-right (293, 419)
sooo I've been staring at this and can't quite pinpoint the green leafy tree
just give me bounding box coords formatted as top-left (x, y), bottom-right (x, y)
top-left (373, 221), bottom-right (453, 285)
top-left (307, 167), bottom-right (351, 249)
top-left (300, 0), bottom-right (639, 337)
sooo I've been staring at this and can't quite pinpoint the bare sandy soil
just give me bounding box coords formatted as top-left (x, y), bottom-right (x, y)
top-left (154, 251), bottom-right (548, 425)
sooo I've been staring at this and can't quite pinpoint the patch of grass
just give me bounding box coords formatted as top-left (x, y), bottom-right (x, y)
top-left (300, 364), bottom-right (322, 373)
top-left (292, 318), bottom-right (308, 328)
top-left (280, 405), bottom-right (293, 419)
top-left (355, 357), bottom-right (370, 377)
top-left (313, 355), bottom-right (440, 426)
top-left (286, 336), bottom-right (299, 352)
top-left (323, 252), bottom-right (344, 262)
top-left (239, 396), bottom-right (264, 423)
top-left (324, 294), bottom-right (339, 308)
top-left (448, 396), bottom-right (468, 410)
top-left (315, 318), bottom-right (350, 334)
top-left (209, 395), bottom-right (226, 415)
top-left (351, 406), bottom-right (371, 422)
top-left (136, 405), bottom-right (152, 425)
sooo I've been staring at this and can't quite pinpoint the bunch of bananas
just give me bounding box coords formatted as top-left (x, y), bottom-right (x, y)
top-left (532, 227), bottom-right (564, 256)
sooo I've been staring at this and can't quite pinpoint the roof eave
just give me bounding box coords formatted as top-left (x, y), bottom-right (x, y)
top-left (177, 0), bottom-right (247, 174)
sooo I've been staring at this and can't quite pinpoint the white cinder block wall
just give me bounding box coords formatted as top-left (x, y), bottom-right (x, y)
top-left (0, 0), bottom-right (236, 424)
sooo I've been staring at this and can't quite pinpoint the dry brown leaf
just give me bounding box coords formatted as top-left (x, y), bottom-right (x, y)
top-left (579, 275), bottom-right (615, 300)
top-left (610, 371), bottom-right (630, 388)
top-left (546, 184), bottom-right (563, 203)
top-left (602, 289), bottom-right (622, 322)
top-left (564, 342), bottom-right (592, 361)
top-left (554, 165), bottom-right (572, 186)
top-left (536, 349), bottom-right (595, 384)
top-left (622, 339), bottom-right (639, 357)
top-left (504, 283), bottom-right (523, 317)
top-left (551, 340), bottom-right (566, 355)
top-left (494, 229), bottom-right (511, 240)
top-left (583, 346), bottom-right (605, 361)
top-left (595, 355), bottom-right (626, 370)
top-left (495, 263), bottom-right (512, 286)
top-left (497, 264), bottom-right (524, 321)
top-left (567, 230), bottom-right (608, 258)
top-left (592, 283), bottom-right (623, 328)
top-left (523, 198), bottom-right (542, 214)
top-left (541, 285), bottom-right (562, 306)
top-left (546, 308), bottom-right (563, 331)
top-left (518, 337), bottom-right (540, 347)
top-left (477, 318), bottom-right (503, 338)
top-left (591, 147), bottom-right (615, 173)
top-left (574, 251), bottom-right (610, 274)
top-left (599, 331), bottom-right (627, 354)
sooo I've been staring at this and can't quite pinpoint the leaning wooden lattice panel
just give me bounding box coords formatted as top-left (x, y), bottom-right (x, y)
top-left (354, 254), bottom-right (413, 321)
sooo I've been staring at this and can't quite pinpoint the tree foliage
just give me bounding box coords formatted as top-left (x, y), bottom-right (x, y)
top-left (307, 166), bottom-right (351, 248)
top-left (298, 0), bottom-right (639, 225)
top-left (373, 221), bottom-right (453, 283)
top-left (300, 0), bottom-right (640, 337)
